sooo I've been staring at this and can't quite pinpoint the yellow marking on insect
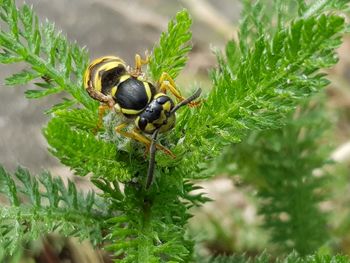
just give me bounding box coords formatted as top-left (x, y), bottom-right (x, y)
top-left (119, 74), bottom-right (131, 83)
top-left (121, 108), bottom-right (143, 115)
top-left (145, 122), bottom-right (156, 133)
top-left (155, 111), bottom-right (167, 125)
top-left (84, 56), bottom-right (126, 90)
top-left (143, 82), bottom-right (152, 103)
top-left (114, 103), bottom-right (122, 113)
top-left (93, 61), bottom-right (125, 92)
top-left (83, 69), bottom-right (90, 89)
top-left (91, 56), bottom-right (125, 69)
top-left (162, 101), bottom-right (172, 112)
top-left (159, 114), bottom-right (175, 133)
top-left (99, 61), bottom-right (123, 72)
top-left (93, 72), bottom-right (102, 92)
top-left (111, 86), bottom-right (117, 97)
top-left (154, 93), bottom-right (165, 99)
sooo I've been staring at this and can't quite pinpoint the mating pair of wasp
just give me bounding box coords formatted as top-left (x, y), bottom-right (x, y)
top-left (83, 54), bottom-right (201, 188)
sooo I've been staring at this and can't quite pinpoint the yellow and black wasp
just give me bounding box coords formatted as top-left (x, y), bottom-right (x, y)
top-left (83, 54), bottom-right (201, 188)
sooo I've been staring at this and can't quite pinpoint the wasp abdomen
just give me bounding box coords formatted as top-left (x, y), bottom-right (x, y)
top-left (83, 56), bottom-right (126, 94)
top-left (100, 65), bottom-right (126, 95)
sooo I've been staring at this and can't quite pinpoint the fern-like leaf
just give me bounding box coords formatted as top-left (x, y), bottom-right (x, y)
top-left (44, 114), bottom-right (134, 182)
top-left (170, 12), bottom-right (346, 179)
top-left (231, 99), bottom-right (331, 254)
top-left (148, 9), bottom-right (192, 81)
top-left (0, 165), bottom-right (107, 255)
top-left (0, 0), bottom-right (97, 111)
top-left (205, 252), bottom-right (350, 263)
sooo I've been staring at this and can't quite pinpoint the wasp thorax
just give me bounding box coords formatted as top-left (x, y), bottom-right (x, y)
top-left (113, 77), bottom-right (155, 117)
top-left (135, 94), bottom-right (176, 134)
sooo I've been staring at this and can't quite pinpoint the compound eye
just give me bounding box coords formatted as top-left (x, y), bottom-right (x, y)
top-left (137, 117), bottom-right (148, 131)
top-left (156, 96), bottom-right (169, 105)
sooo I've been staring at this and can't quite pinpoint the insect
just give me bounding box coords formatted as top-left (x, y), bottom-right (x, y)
top-left (83, 54), bottom-right (201, 187)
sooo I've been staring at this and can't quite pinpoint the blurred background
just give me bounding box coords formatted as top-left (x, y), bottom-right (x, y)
top-left (1, 0), bottom-right (350, 262)
top-left (0, 0), bottom-right (241, 175)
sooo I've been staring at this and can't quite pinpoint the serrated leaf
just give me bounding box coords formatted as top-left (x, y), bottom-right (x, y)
top-left (19, 4), bottom-right (34, 44)
top-left (5, 70), bottom-right (39, 86)
top-left (53, 108), bottom-right (100, 131)
top-left (0, 0), bottom-right (97, 110)
top-left (0, 165), bottom-right (107, 256)
top-left (44, 98), bottom-right (76, 114)
top-left (44, 115), bottom-right (133, 182)
top-left (149, 9), bottom-right (192, 80)
top-left (0, 52), bottom-right (22, 64)
top-left (25, 84), bottom-right (63, 99)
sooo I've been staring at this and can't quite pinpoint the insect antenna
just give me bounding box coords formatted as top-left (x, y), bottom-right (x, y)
top-left (145, 88), bottom-right (202, 189)
top-left (170, 88), bottom-right (202, 114)
top-left (146, 128), bottom-right (160, 189)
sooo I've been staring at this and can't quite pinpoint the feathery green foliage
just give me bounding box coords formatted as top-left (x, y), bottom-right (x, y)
top-left (148, 10), bottom-right (192, 81)
top-left (208, 0), bottom-right (348, 255)
top-left (0, 0), bottom-right (97, 111)
top-left (0, 0), bottom-right (349, 261)
top-left (166, 1), bottom-right (347, 180)
top-left (238, 0), bottom-right (349, 53)
top-left (206, 252), bottom-right (350, 263)
top-left (90, 176), bottom-right (208, 262)
top-left (44, 112), bottom-right (134, 182)
top-left (231, 100), bottom-right (331, 255)
top-left (0, 165), bottom-right (106, 255)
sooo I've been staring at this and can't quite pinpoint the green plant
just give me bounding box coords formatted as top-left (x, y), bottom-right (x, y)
top-left (205, 252), bottom-right (350, 263)
top-left (230, 98), bottom-right (332, 255)
top-left (0, 166), bottom-right (106, 252)
top-left (0, 0), bottom-right (349, 262)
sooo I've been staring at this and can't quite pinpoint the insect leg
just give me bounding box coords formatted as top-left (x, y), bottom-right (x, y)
top-left (158, 72), bottom-right (200, 107)
top-left (92, 104), bottom-right (111, 133)
top-left (86, 81), bottom-right (115, 107)
top-left (115, 123), bottom-right (176, 158)
top-left (134, 53), bottom-right (149, 75)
